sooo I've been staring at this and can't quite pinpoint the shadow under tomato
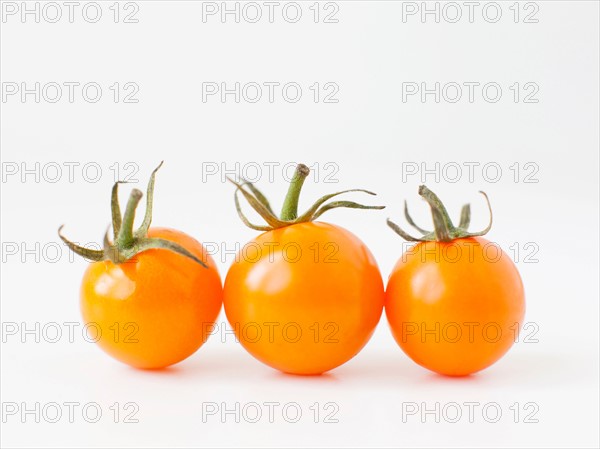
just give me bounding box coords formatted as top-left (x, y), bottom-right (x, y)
top-left (117, 349), bottom-right (278, 381)
top-left (124, 363), bottom-right (187, 376)
top-left (334, 351), bottom-right (416, 380)
top-left (323, 350), bottom-right (494, 388)
top-left (418, 370), bottom-right (486, 384)
top-left (269, 370), bottom-right (341, 383)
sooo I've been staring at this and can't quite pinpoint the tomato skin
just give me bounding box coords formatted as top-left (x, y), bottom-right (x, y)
top-left (80, 227), bottom-right (223, 369)
top-left (385, 237), bottom-right (525, 376)
top-left (224, 222), bottom-right (384, 375)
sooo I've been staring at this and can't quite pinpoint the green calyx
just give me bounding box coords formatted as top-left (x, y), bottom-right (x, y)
top-left (229, 163), bottom-right (385, 231)
top-left (58, 162), bottom-right (206, 267)
top-left (387, 185), bottom-right (493, 242)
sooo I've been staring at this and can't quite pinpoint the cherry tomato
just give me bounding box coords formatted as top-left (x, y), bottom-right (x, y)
top-left (81, 227), bottom-right (222, 369)
top-left (385, 186), bottom-right (525, 376)
top-left (60, 163), bottom-right (223, 369)
top-left (224, 221), bottom-right (384, 375)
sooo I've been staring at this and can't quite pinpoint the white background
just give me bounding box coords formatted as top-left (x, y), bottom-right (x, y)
top-left (1, 1), bottom-right (599, 447)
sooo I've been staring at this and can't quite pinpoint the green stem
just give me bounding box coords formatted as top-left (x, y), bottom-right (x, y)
top-left (388, 186), bottom-right (493, 243)
top-left (280, 164), bottom-right (310, 221)
top-left (418, 185), bottom-right (455, 241)
top-left (418, 186), bottom-right (454, 226)
top-left (116, 189), bottom-right (143, 248)
top-left (61, 163), bottom-right (207, 267)
top-left (111, 181), bottom-right (124, 240)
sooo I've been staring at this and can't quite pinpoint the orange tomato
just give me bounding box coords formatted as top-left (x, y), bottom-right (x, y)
top-left (80, 227), bottom-right (223, 369)
top-left (224, 222), bottom-right (384, 375)
top-left (385, 237), bottom-right (525, 376)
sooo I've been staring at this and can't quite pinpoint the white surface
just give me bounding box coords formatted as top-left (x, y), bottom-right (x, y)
top-left (1, 1), bottom-right (599, 448)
